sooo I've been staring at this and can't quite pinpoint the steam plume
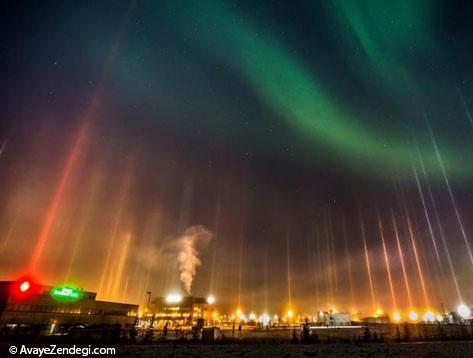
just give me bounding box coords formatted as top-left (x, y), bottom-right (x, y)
top-left (176, 225), bottom-right (212, 294)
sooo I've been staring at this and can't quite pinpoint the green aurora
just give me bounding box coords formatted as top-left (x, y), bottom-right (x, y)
top-left (157, 0), bottom-right (471, 179)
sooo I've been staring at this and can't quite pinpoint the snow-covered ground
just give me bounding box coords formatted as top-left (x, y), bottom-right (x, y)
top-left (118, 341), bottom-right (473, 357)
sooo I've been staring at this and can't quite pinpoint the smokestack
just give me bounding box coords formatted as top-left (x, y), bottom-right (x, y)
top-left (176, 225), bottom-right (212, 294)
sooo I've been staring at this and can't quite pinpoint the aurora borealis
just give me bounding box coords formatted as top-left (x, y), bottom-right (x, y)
top-left (1, 0), bottom-right (473, 316)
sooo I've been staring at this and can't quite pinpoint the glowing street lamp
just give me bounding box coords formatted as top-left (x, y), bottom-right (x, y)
top-left (393, 312), bottom-right (401, 323)
top-left (457, 304), bottom-right (471, 319)
top-left (207, 295), bottom-right (216, 305)
top-left (165, 293), bottom-right (182, 304)
top-left (287, 309), bottom-right (294, 318)
top-left (423, 311), bottom-right (435, 323)
top-left (260, 313), bottom-right (270, 326)
top-left (408, 311), bottom-right (418, 322)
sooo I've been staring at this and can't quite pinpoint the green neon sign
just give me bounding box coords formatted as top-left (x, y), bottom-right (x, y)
top-left (51, 286), bottom-right (83, 301)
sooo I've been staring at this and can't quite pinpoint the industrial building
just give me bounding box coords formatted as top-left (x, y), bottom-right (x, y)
top-left (150, 295), bottom-right (215, 327)
top-left (316, 311), bottom-right (351, 326)
top-left (361, 316), bottom-right (391, 324)
top-left (0, 279), bottom-right (138, 336)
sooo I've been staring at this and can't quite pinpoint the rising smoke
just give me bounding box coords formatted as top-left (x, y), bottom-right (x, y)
top-left (176, 225), bottom-right (212, 294)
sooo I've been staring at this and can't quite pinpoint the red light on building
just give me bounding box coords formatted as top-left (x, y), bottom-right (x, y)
top-left (10, 276), bottom-right (43, 300)
top-left (19, 280), bottom-right (31, 292)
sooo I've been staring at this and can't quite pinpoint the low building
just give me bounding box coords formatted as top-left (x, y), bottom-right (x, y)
top-left (150, 296), bottom-right (214, 327)
top-left (362, 316), bottom-right (391, 324)
top-left (0, 279), bottom-right (138, 335)
top-left (329, 312), bottom-right (351, 326)
top-left (316, 311), bottom-right (351, 326)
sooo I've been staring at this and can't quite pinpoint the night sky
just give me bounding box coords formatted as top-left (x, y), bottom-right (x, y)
top-left (1, 0), bottom-right (473, 316)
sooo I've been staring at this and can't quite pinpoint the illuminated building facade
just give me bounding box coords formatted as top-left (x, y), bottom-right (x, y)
top-left (0, 280), bottom-right (138, 334)
top-left (316, 311), bottom-right (352, 326)
top-left (151, 296), bottom-right (214, 327)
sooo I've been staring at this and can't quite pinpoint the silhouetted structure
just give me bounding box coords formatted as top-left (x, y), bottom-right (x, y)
top-left (0, 280), bottom-right (137, 337)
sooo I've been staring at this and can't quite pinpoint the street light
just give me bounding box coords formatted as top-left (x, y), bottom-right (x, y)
top-left (165, 293), bottom-right (182, 303)
top-left (287, 310), bottom-right (294, 318)
top-left (393, 312), bottom-right (401, 323)
top-left (408, 311), bottom-right (418, 322)
top-left (261, 313), bottom-right (270, 326)
top-left (423, 311), bottom-right (435, 323)
top-left (457, 304), bottom-right (471, 319)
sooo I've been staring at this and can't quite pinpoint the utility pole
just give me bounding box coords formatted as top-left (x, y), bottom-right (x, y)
top-left (146, 291), bottom-right (152, 327)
